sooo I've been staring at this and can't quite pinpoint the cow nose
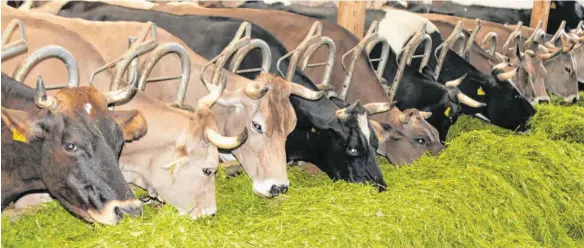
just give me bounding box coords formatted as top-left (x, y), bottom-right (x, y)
top-left (280, 185), bottom-right (289, 194)
top-left (572, 97), bottom-right (578, 104)
top-left (269, 185), bottom-right (281, 196)
top-left (117, 204), bottom-right (143, 217)
top-left (538, 99), bottom-right (550, 104)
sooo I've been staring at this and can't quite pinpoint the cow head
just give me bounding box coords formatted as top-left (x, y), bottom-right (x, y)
top-left (309, 98), bottom-right (392, 191)
top-left (372, 109), bottom-right (443, 165)
top-left (215, 73), bottom-right (322, 197)
top-left (2, 76), bottom-right (147, 225)
top-left (498, 45), bottom-right (550, 105)
top-left (539, 35), bottom-right (579, 103)
top-left (144, 78), bottom-right (247, 219)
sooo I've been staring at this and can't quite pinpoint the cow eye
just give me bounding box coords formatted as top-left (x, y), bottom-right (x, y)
top-left (346, 147), bottom-right (359, 156)
top-left (565, 67), bottom-right (572, 73)
top-left (251, 121), bottom-right (263, 134)
top-left (202, 168), bottom-right (215, 176)
top-left (64, 143), bottom-right (77, 152)
top-left (415, 138), bottom-right (426, 145)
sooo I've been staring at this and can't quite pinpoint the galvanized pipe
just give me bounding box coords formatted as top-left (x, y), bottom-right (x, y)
top-left (12, 45), bottom-right (79, 88)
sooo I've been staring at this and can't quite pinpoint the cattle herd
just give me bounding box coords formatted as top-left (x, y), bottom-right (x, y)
top-left (1, 0), bottom-right (583, 225)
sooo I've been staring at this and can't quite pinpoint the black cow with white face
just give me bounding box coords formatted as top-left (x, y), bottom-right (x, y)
top-left (57, 1), bottom-right (390, 191)
top-left (1, 73), bottom-right (146, 225)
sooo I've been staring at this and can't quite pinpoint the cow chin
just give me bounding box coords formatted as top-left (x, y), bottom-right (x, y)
top-left (86, 199), bottom-right (143, 225)
top-left (252, 179), bottom-right (290, 198)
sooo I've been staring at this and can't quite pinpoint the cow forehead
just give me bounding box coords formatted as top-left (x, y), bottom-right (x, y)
top-left (255, 75), bottom-right (295, 135)
top-left (53, 87), bottom-right (108, 116)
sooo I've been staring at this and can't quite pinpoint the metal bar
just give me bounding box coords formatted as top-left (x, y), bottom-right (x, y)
top-left (146, 75), bottom-right (181, 83)
top-left (234, 68), bottom-right (263, 74)
top-left (304, 62), bottom-right (329, 68)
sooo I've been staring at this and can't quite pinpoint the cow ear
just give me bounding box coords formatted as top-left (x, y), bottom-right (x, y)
top-left (111, 110), bottom-right (148, 141)
top-left (1, 107), bottom-right (46, 143)
top-left (369, 120), bottom-right (391, 142)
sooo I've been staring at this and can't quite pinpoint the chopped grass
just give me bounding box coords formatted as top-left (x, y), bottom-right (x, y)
top-left (3, 94), bottom-right (584, 247)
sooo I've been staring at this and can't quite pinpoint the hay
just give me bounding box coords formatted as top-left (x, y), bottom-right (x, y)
top-left (2, 96), bottom-right (584, 247)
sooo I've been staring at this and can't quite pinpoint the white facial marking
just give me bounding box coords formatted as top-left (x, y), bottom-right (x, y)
top-left (378, 9), bottom-right (439, 54)
top-left (357, 114), bottom-right (371, 144)
top-left (84, 103), bottom-right (92, 114)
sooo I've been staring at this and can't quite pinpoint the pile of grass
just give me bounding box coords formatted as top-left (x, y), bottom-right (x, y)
top-left (2, 95), bottom-right (584, 247)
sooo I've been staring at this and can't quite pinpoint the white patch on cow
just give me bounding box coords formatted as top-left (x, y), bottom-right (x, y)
top-left (84, 103), bottom-right (92, 114)
top-left (357, 114), bottom-right (371, 144)
top-left (262, 0), bottom-right (292, 6)
top-left (378, 9), bottom-right (439, 54)
top-left (450, 0), bottom-right (533, 9)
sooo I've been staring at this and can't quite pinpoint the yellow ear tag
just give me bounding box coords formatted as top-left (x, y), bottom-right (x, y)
top-left (477, 87), bottom-right (486, 96)
top-left (311, 127), bottom-right (317, 133)
top-left (444, 107), bottom-right (451, 117)
top-left (12, 129), bottom-right (27, 143)
top-left (550, 2), bottom-right (556, 9)
top-left (168, 164), bottom-right (176, 175)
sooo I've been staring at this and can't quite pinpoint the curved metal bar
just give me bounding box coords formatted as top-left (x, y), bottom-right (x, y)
top-left (462, 19), bottom-right (482, 60)
top-left (138, 43), bottom-right (191, 108)
top-left (12, 45), bottom-right (79, 88)
top-left (339, 21), bottom-right (390, 100)
top-left (364, 36), bottom-right (390, 80)
top-left (481, 32), bottom-right (499, 57)
top-left (502, 21), bottom-right (523, 53)
top-left (434, 21), bottom-right (465, 79)
top-left (389, 44), bottom-right (413, 102)
top-left (201, 21), bottom-right (271, 90)
top-left (276, 21), bottom-right (336, 90)
top-left (550, 20), bottom-right (566, 45)
top-left (524, 28), bottom-right (547, 51)
top-left (1, 18), bottom-right (28, 60)
top-left (406, 33), bottom-right (432, 73)
top-left (228, 39), bottom-right (271, 74)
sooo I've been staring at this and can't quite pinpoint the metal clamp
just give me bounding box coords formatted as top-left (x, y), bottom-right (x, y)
top-left (89, 22), bottom-right (158, 89)
top-left (12, 45), bottom-right (79, 89)
top-left (481, 32), bottom-right (499, 57)
top-left (389, 25), bottom-right (431, 101)
top-left (502, 21), bottom-right (523, 54)
top-left (338, 20), bottom-right (390, 101)
top-left (2, 18), bottom-right (28, 60)
top-left (462, 19), bottom-right (482, 60)
top-left (434, 21), bottom-right (466, 79)
top-left (276, 21), bottom-right (336, 91)
top-left (137, 42), bottom-right (191, 109)
top-left (200, 22), bottom-right (271, 90)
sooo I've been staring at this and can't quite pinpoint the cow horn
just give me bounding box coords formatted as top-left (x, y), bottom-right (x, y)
top-left (290, 83), bottom-right (324, 100)
top-left (419, 111), bottom-right (432, 119)
top-left (537, 46), bottom-right (562, 61)
top-left (198, 72), bottom-right (226, 109)
top-left (363, 101), bottom-right (396, 115)
top-left (34, 76), bottom-right (58, 111)
top-left (496, 68), bottom-right (517, 81)
top-left (399, 112), bottom-right (411, 124)
top-left (457, 92), bottom-right (486, 108)
top-left (537, 44), bottom-right (549, 54)
top-left (560, 32), bottom-right (576, 53)
top-left (492, 61), bottom-right (509, 71)
top-left (445, 74), bottom-right (467, 88)
top-left (336, 100), bottom-right (359, 121)
top-left (205, 127), bottom-right (248, 150)
top-left (244, 83), bottom-right (269, 99)
top-left (104, 81), bottom-right (137, 105)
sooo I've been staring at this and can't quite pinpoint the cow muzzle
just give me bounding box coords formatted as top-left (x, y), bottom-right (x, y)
top-left (253, 179), bottom-right (290, 198)
top-left (87, 199), bottom-right (142, 225)
top-left (563, 94), bottom-right (580, 104)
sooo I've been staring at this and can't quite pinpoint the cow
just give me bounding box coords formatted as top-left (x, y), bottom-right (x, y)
top-left (2, 71), bottom-right (146, 225)
top-left (423, 14), bottom-right (579, 103)
top-left (55, 2), bottom-right (402, 189)
top-left (3, 6), bottom-right (326, 197)
top-left (384, 0), bottom-right (584, 35)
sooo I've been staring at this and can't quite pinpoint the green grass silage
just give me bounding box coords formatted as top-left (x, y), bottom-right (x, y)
top-left (2, 95), bottom-right (584, 247)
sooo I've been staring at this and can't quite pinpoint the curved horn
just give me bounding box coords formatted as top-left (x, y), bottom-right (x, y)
top-left (481, 32), bottom-right (498, 57)
top-left (244, 83), bottom-right (269, 99)
top-left (502, 21), bottom-right (523, 53)
top-left (457, 92), bottom-right (486, 108)
top-left (138, 43), bottom-right (191, 108)
top-left (205, 127), bottom-right (248, 150)
top-left (103, 82), bottom-right (137, 105)
top-left (13, 45), bottom-right (79, 89)
top-left (290, 83), bottom-right (324, 100)
top-left (335, 100), bottom-right (359, 121)
top-left (363, 101), bottom-right (396, 115)
top-left (559, 32), bottom-right (576, 53)
top-left (399, 112), bottom-right (411, 124)
top-left (445, 74), bottom-right (467, 88)
top-left (496, 68), bottom-right (517, 81)
top-left (34, 76), bottom-right (58, 110)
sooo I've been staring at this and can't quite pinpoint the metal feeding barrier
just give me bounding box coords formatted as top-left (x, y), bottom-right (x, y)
top-left (200, 21), bottom-right (271, 89)
top-left (461, 19), bottom-right (482, 60)
top-left (339, 20), bottom-right (390, 101)
top-left (502, 21), bottom-right (524, 54)
top-left (276, 21), bottom-right (336, 93)
top-left (89, 22), bottom-right (158, 90)
top-left (524, 20), bottom-right (547, 50)
top-left (1, 18), bottom-right (28, 60)
top-left (434, 21), bottom-right (466, 80)
top-left (389, 24), bottom-right (432, 101)
top-left (481, 32), bottom-right (499, 57)
top-left (12, 45), bottom-right (80, 89)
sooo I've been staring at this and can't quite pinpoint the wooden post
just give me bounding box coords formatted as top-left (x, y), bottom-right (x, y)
top-left (530, 0), bottom-right (551, 30)
top-left (337, 1), bottom-right (367, 38)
